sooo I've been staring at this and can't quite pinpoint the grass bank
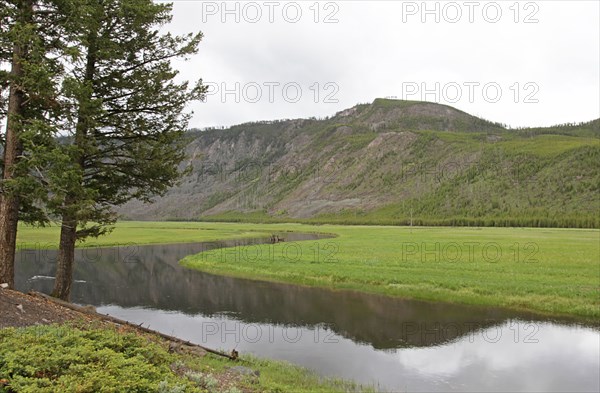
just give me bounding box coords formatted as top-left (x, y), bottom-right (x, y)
top-left (0, 321), bottom-right (368, 392)
top-left (15, 221), bottom-right (282, 250)
top-left (179, 223), bottom-right (599, 321)
top-left (16, 222), bottom-right (600, 320)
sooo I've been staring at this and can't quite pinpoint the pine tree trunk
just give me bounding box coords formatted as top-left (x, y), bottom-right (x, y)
top-left (0, 195), bottom-right (19, 288)
top-left (52, 30), bottom-right (97, 300)
top-left (0, 0), bottom-right (31, 288)
top-left (52, 216), bottom-right (77, 300)
top-left (0, 75), bottom-right (23, 287)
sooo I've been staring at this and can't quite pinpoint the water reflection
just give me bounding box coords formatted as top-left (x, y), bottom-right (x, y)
top-left (14, 238), bottom-right (600, 392)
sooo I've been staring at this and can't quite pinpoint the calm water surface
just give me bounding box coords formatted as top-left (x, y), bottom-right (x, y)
top-left (15, 235), bottom-right (599, 392)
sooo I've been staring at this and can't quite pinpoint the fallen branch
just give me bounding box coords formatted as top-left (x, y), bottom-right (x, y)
top-left (29, 291), bottom-right (237, 360)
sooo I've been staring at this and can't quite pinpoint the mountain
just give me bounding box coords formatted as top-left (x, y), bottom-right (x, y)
top-left (118, 99), bottom-right (600, 228)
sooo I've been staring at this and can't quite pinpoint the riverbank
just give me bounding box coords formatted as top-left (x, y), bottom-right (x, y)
top-left (181, 224), bottom-right (600, 321)
top-left (15, 221), bottom-right (281, 250)
top-left (17, 222), bottom-right (600, 320)
top-left (0, 288), bottom-right (370, 392)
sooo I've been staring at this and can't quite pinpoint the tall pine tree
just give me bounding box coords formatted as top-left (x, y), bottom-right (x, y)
top-left (49, 0), bottom-right (205, 299)
top-left (0, 0), bottom-right (74, 287)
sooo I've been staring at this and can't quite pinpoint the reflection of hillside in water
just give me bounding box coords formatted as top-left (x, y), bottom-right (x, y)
top-left (15, 235), bottom-right (543, 350)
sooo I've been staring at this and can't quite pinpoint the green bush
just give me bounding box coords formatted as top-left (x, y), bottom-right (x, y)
top-left (0, 323), bottom-right (200, 393)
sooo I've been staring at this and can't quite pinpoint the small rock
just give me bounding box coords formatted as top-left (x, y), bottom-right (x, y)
top-left (185, 346), bottom-right (206, 357)
top-left (16, 304), bottom-right (24, 313)
top-left (170, 343), bottom-right (207, 357)
top-left (41, 318), bottom-right (50, 323)
top-left (0, 283), bottom-right (8, 289)
top-left (168, 342), bottom-right (181, 353)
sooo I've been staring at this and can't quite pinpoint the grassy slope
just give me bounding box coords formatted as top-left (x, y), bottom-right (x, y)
top-left (16, 222), bottom-right (599, 320)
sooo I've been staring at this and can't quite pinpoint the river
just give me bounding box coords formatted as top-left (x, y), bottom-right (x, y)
top-left (14, 234), bottom-right (600, 392)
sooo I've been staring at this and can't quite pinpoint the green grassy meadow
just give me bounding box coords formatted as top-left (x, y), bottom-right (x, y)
top-left (15, 221), bottom-right (275, 250)
top-left (16, 221), bottom-right (600, 321)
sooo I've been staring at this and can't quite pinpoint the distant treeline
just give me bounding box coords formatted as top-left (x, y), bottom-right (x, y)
top-left (186, 213), bottom-right (599, 229)
top-left (512, 119), bottom-right (600, 137)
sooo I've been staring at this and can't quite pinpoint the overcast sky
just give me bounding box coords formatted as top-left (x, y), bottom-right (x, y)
top-left (165, 0), bottom-right (600, 129)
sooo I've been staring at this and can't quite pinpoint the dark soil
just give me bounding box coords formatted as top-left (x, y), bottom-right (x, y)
top-left (0, 288), bottom-right (95, 328)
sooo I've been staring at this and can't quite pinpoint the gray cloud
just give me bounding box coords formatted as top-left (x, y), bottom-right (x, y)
top-left (167, 1), bottom-right (599, 129)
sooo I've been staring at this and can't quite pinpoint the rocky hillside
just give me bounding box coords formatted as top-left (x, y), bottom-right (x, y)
top-left (119, 99), bottom-right (600, 227)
